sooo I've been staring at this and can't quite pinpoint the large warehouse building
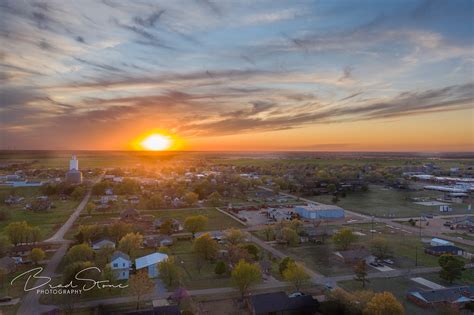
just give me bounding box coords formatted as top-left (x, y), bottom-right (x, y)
top-left (294, 203), bottom-right (345, 220)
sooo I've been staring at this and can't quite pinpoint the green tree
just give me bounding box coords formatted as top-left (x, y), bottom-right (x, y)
top-left (353, 259), bottom-right (369, 288)
top-left (193, 233), bottom-right (218, 260)
top-left (158, 256), bottom-right (182, 287)
top-left (231, 259), bottom-right (262, 300)
top-left (147, 194), bottom-right (164, 209)
top-left (129, 270), bottom-right (155, 310)
top-left (208, 191), bottom-right (223, 206)
top-left (214, 261), bottom-right (227, 275)
top-left (370, 237), bottom-right (392, 260)
top-left (5, 221), bottom-right (31, 245)
top-left (159, 219), bottom-right (174, 235)
top-left (108, 222), bottom-right (134, 243)
top-left (71, 186), bottom-right (86, 200)
top-left (183, 191), bottom-right (199, 206)
top-left (364, 292), bottom-right (404, 315)
top-left (184, 215), bottom-right (208, 238)
top-left (29, 248), bottom-right (45, 266)
top-left (63, 261), bottom-right (97, 286)
top-left (439, 254), bottom-right (465, 284)
top-left (282, 227), bottom-right (299, 246)
top-left (279, 257), bottom-right (295, 275)
top-left (262, 225), bottom-right (275, 241)
top-left (243, 244), bottom-right (259, 261)
top-left (333, 228), bottom-right (358, 250)
top-left (66, 243), bottom-right (94, 264)
top-left (118, 232), bottom-right (143, 259)
top-left (101, 265), bottom-right (116, 292)
top-left (283, 262), bottom-right (310, 291)
top-left (224, 228), bottom-right (246, 246)
top-left (86, 203), bottom-right (95, 216)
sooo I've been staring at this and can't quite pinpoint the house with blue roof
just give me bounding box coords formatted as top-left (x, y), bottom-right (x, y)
top-left (407, 286), bottom-right (474, 309)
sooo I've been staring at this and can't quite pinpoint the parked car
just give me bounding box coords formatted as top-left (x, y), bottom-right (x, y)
top-left (288, 292), bottom-right (305, 298)
top-left (0, 296), bottom-right (12, 303)
top-left (383, 259), bottom-right (394, 265)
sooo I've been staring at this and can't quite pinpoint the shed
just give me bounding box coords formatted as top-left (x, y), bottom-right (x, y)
top-left (136, 252), bottom-right (168, 278)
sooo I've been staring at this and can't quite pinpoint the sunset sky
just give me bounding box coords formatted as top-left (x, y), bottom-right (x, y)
top-left (1, 0), bottom-right (473, 151)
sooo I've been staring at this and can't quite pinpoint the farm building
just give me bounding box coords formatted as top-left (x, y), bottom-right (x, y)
top-left (136, 252), bottom-right (168, 278)
top-left (425, 245), bottom-right (465, 256)
top-left (294, 204), bottom-right (345, 220)
top-left (430, 238), bottom-right (453, 247)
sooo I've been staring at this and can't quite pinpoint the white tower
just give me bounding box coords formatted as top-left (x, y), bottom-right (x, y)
top-left (69, 155), bottom-right (79, 170)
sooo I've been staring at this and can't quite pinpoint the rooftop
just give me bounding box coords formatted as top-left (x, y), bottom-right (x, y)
top-left (136, 252), bottom-right (168, 269)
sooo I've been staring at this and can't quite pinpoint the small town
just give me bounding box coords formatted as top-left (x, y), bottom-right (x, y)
top-left (0, 152), bottom-right (473, 315)
top-left (1, 0), bottom-right (473, 314)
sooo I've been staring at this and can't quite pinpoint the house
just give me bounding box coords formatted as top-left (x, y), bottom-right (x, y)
top-left (10, 244), bottom-right (33, 257)
top-left (425, 245), bottom-right (465, 256)
top-left (430, 238), bottom-right (454, 247)
top-left (144, 235), bottom-right (174, 248)
top-left (4, 195), bottom-right (25, 205)
top-left (136, 252), bottom-right (168, 278)
top-left (248, 291), bottom-right (319, 315)
top-left (195, 231), bottom-right (225, 241)
top-left (334, 249), bottom-right (370, 264)
top-left (110, 251), bottom-right (131, 280)
top-left (407, 286), bottom-right (474, 309)
top-left (92, 239), bottom-right (116, 251)
top-left (451, 216), bottom-right (474, 231)
top-left (154, 218), bottom-right (183, 233)
top-left (300, 226), bottom-right (331, 243)
top-left (294, 204), bottom-right (345, 220)
top-left (0, 256), bottom-right (16, 273)
top-left (120, 208), bottom-right (141, 221)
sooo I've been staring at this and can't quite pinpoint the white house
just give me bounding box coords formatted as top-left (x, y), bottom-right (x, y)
top-left (135, 252), bottom-right (168, 278)
top-left (110, 251), bottom-right (131, 280)
top-left (92, 239), bottom-right (116, 251)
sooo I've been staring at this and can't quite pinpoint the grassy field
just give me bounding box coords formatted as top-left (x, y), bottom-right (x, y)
top-left (311, 185), bottom-right (471, 218)
top-left (266, 222), bottom-right (457, 276)
top-left (0, 187), bottom-right (80, 240)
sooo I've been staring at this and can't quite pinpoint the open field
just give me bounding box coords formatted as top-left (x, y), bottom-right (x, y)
top-left (262, 222), bottom-right (473, 277)
top-left (0, 187), bottom-right (80, 240)
top-left (311, 184), bottom-right (471, 218)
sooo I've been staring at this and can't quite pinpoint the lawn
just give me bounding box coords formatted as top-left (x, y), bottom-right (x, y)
top-left (0, 187), bottom-right (80, 240)
top-left (310, 185), bottom-right (471, 218)
top-left (338, 276), bottom-right (435, 315)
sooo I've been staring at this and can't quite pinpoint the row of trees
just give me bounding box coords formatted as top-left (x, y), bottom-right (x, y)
top-left (5, 221), bottom-right (41, 246)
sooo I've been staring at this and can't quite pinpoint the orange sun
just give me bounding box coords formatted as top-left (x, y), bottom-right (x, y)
top-left (140, 134), bottom-right (172, 151)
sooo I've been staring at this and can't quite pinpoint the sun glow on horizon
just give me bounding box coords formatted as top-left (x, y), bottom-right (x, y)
top-left (140, 133), bottom-right (172, 151)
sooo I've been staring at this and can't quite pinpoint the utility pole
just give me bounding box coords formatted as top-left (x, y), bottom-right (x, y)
top-left (371, 215), bottom-right (375, 240)
top-left (415, 245), bottom-right (418, 267)
top-left (419, 215), bottom-right (422, 239)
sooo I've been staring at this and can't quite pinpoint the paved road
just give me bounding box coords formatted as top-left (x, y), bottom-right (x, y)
top-left (17, 176), bottom-right (102, 315)
top-left (44, 175), bottom-right (103, 243)
top-left (61, 280), bottom-right (290, 310)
